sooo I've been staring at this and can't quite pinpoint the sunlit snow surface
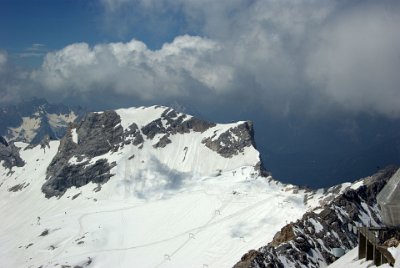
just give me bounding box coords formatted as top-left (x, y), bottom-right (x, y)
top-left (71, 128), bottom-right (78, 144)
top-left (0, 107), bottom-right (358, 268)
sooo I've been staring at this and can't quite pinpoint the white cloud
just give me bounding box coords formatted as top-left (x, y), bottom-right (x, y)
top-left (0, 51), bottom-right (32, 104)
top-left (32, 35), bottom-right (232, 100)
top-left (306, 3), bottom-right (400, 116)
top-left (23, 0), bottom-right (400, 118)
top-left (17, 43), bottom-right (48, 58)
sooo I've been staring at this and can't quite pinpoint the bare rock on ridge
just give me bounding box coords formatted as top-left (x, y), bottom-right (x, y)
top-left (202, 121), bottom-right (255, 158)
top-left (42, 111), bottom-right (122, 198)
top-left (0, 135), bottom-right (25, 169)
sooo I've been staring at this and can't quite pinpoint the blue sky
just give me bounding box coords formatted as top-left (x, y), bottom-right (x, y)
top-left (1, 0), bottom-right (400, 187)
top-left (1, 0), bottom-right (103, 66)
top-left (0, 0), bottom-right (191, 67)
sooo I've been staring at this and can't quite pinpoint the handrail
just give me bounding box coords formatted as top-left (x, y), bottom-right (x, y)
top-left (376, 245), bottom-right (396, 265)
top-left (359, 227), bottom-right (379, 244)
top-left (358, 227), bottom-right (396, 266)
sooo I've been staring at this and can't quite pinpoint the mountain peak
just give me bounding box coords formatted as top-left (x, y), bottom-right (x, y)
top-left (42, 106), bottom-right (263, 198)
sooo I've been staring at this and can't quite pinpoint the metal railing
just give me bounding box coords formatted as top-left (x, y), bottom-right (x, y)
top-left (358, 227), bottom-right (395, 266)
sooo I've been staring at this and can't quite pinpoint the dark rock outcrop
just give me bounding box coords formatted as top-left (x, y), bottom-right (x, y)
top-left (8, 182), bottom-right (29, 192)
top-left (270, 224), bottom-right (295, 247)
top-left (124, 123), bottom-right (144, 146)
top-left (26, 134), bottom-right (51, 150)
top-left (202, 121), bottom-right (255, 158)
top-left (234, 248), bottom-right (284, 268)
top-left (0, 135), bottom-right (24, 169)
top-left (140, 108), bottom-right (259, 160)
top-left (42, 111), bottom-right (121, 198)
top-left (141, 108), bottom-right (215, 149)
top-left (153, 134), bottom-right (172, 148)
top-left (0, 136), bottom-right (8, 146)
top-left (234, 166), bottom-right (398, 268)
top-left (255, 161), bottom-right (271, 177)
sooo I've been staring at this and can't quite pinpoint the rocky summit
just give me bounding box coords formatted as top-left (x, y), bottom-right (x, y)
top-left (41, 106), bottom-right (263, 198)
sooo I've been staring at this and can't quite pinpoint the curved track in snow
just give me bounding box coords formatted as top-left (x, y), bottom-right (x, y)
top-left (47, 190), bottom-right (277, 268)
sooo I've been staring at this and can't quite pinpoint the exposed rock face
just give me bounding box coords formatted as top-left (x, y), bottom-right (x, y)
top-left (202, 121), bottom-right (255, 158)
top-left (139, 108), bottom-right (260, 162)
top-left (42, 111), bottom-right (122, 198)
top-left (0, 135), bottom-right (24, 169)
top-left (26, 134), bottom-right (51, 150)
top-left (76, 111), bottom-right (124, 155)
top-left (255, 161), bottom-right (271, 177)
top-left (270, 224), bottom-right (295, 247)
top-left (39, 135), bottom-right (51, 149)
top-left (8, 182), bottom-right (29, 192)
top-left (153, 135), bottom-right (172, 148)
top-left (234, 166), bottom-right (398, 268)
top-left (0, 136), bottom-right (8, 146)
top-left (233, 246), bottom-right (284, 268)
top-left (124, 123), bottom-right (144, 146)
top-left (141, 108), bottom-right (216, 149)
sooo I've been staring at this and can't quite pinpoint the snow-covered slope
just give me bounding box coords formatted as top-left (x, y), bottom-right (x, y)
top-left (0, 105), bottom-right (338, 268)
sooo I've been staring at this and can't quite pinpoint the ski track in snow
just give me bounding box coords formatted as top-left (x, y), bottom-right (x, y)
top-left (25, 183), bottom-right (307, 268)
top-left (55, 190), bottom-right (233, 260)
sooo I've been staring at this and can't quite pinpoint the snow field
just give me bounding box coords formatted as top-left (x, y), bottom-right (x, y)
top-left (0, 141), bottom-right (321, 268)
top-left (71, 128), bottom-right (78, 144)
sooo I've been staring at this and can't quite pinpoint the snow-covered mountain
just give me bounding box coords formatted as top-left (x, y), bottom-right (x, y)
top-left (0, 104), bottom-right (394, 268)
top-left (0, 98), bottom-right (85, 145)
top-left (234, 166), bottom-right (398, 268)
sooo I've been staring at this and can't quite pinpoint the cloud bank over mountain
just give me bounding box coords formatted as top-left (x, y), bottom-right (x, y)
top-left (32, 35), bottom-right (231, 99)
top-left (1, 0), bottom-right (399, 119)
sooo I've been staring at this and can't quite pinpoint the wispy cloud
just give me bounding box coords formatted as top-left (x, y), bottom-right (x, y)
top-left (0, 51), bottom-right (31, 104)
top-left (16, 43), bottom-right (48, 58)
